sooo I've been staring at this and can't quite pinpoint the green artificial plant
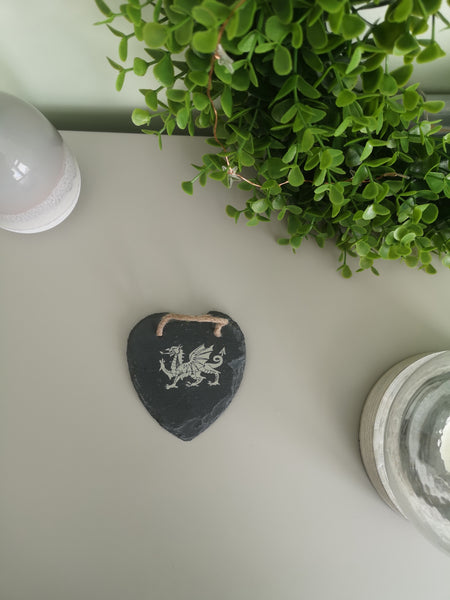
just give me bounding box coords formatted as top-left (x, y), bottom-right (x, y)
top-left (95, 0), bottom-right (450, 277)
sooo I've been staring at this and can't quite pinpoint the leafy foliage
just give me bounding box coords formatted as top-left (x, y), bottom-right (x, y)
top-left (95, 0), bottom-right (450, 276)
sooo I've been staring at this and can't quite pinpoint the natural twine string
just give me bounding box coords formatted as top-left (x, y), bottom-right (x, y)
top-left (156, 313), bottom-right (229, 337)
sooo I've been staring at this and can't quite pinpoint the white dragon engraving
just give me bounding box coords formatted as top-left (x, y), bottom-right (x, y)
top-left (159, 344), bottom-right (225, 390)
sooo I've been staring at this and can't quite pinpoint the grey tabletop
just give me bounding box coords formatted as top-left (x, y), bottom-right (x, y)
top-left (1, 131), bottom-right (449, 600)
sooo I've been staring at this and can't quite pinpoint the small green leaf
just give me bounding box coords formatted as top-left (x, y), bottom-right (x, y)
top-left (273, 46), bottom-right (292, 76)
top-left (254, 42), bottom-right (276, 54)
top-left (390, 64), bottom-right (413, 86)
top-left (403, 89), bottom-right (419, 110)
top-left (423, 100), bottom-right (445, 113)
top-left (373, 22), bottom-right (405, 52)
top-left (360, 141), bottom-right (373, 161)
top-left (287, 214), bottom-right (299, 234)
top-left (237, 149), bottom-right (255, 167)
top-left (248, 62), bottom-right (259, 87)
top-left (320, 149), bottom-right (333, 170)
top-left (329, 183), bottom-right (345, 205)
top-left (220, 86), bottom-right (232, 117)
top-left (317, 0), bottom-right (343, 13)
top-left (390, 0), bottom-right (413, 21)
top-left (282, 145), bottom-right (297, 164)
top-left (107, 57), bottom-right (122, 71)
top-left (273, 75), bottom-right (298, 103)
top-left (214, 62), bottom-right (232, 84)
top-left (118, 37), bottom-right (128, 61)
top-left (143, 22), bottom-right (168, 49)
top-left (362, 204), bottom-right (377, 220)
top-left (421, 203), bottom-right (439, 223)
top-left (133, 57), bottom-right (148, 76)
top-left (336, 89), bottom-right (357, 107)
top-left (307, 19), bottom-right (328, 48)
top-left (291, 22), bottom-right (303, 49)
top-left (176, 107), bottom-right (189, 129)
top-left (167, 88), bottom-right (187, 102)
top-left (420, 250), bottom-right (432, 264)
top-left (420, 0), bottom-right (443, 15)
top-left (290, 235), bottom-right (303, 249)
top-left (235, 0), bottom-right (257, 35)
top-left (417, 42), bottom-right (446, 63)
top-left (144, 90), bottom-right (158, 110)
top-left (280, 104), bottom-right (298, 124)
top-left (192, 5), bottom-right (217, 28)
top-left (226, 205), bottom-right (238, 218)
top-left (189, 71), bottom-right (209, 86)
top-left (231, 67), bottom-right (250, 90)
top-left (425, 172), bottom-right (445, 193)
top-left (95, 0), bottom-right (113, 17)
top-left (192, 29), bottom-right (218, 53)
top-left (192, 92), bottom-right (209, 111)
top-left (237, 31), bottom-right (257, 53)
top-left (405, 255), bottom-right (419, 267)
top-left (304, 148), bottom-right (321, 170)
top-left (442, 254), bottom-right (450, 268)
top-left (287, 205), bottom-right (303, 215)
top-left (334, 117), bottom-right (352, 137)
top-left (394, 33), bottom-right (419, 55)
top-left (265, 15), bottom-right (291, 42)
top-left (288, 165), bottom-right (304, 186)
top-left (362, 67), bottom-right (383, 93)
top-left (182, 181), bottom-right (194, 195)
top-left (132, 108), bottom-right (151, 126)
top-left (247, 215), bottom-right (261, 226)
top-left (154, 54), bottom-right (175, 86)
top-left (297, 76), bottom-right (320, 99)
top-left (362, 182), bottom-right (379, 199)
top-left (345, 46), bottom-right (363, 74)
top-left (272, 0), bottom-right (293, 23)
top-left (356, 240), bottom-right (371, 256)
top-left (380, 74), bottom-right (398, 96)
top-left (302, 48), bottom-right (324, 71)
top-left (175, 19), bottom-right (193, 45)
top-left (341, 14), bottom-right (365, 39)
top-left (266, 157), bottom-right (288, 179)
top-left (373, 204), bottom-right (390, 216)
top-left (341, 265), bottom-right (353, 278)
top-left (300, 129), bottom-right (315, 152)
top-left (352, 164), bottom-right (370, 186)
top-left (252, 198), bottom-right (269, 213)
top-left (126, 4), bottom-right (141, 24)
top-left (115, 70), bottom-right (125, 91)
top-left (107, 25), bottom-right (125, 38)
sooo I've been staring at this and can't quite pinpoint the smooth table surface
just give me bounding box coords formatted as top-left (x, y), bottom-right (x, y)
top-left (1, 131), bottom-right (449, 600)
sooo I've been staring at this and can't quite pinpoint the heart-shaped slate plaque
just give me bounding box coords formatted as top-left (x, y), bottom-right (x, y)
top-left (126, 311), bottom-right (246, 441)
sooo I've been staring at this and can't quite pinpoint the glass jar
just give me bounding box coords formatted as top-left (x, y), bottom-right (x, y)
top-left (0, 92), bottom-right (81, 233)
top-left (360, 351), bottom-right (450, 553)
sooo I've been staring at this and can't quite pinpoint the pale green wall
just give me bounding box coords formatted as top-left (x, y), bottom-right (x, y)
top-left (1, 0), bottom-right (449, 132)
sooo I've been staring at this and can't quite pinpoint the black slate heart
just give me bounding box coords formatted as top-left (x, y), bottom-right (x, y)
top-left (126, 311), bottom-right (246, 441)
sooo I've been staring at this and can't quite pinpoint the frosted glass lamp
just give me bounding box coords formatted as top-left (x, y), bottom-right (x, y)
top-left (360, 351), bottom-right (450, 553)
top-left (0, 92), bottom-right (80, 233)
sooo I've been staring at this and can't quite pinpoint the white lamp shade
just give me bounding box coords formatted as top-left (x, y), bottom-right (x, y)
top-left (0, 92), bottom-right (80, 233)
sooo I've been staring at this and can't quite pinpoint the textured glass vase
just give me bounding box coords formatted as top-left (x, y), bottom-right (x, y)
top-left (0, 92), bottom-right (80, 233)
top-left (360, 351), bottom-right (450, 553)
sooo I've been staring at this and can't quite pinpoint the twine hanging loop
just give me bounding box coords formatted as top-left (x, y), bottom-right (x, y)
top-left (156, 313), bottom-right (229, 338)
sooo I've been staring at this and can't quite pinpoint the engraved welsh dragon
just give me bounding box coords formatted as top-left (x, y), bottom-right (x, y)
top-left (159, 344), bottom-right (226, 390)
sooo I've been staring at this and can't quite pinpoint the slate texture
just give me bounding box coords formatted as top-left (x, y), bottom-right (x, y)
top-left (126, 311), bottom-right (246, 441)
